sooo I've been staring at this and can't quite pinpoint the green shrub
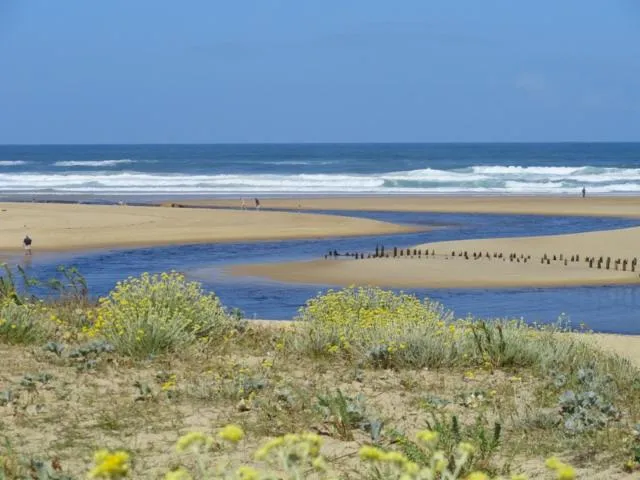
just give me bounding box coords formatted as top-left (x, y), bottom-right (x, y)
top-left (87, 272), bottom-right (237, 357)
top-left (290, 287), bottom-right (639, 377)
top-left (292, 286), bottom-right (455, 367)
top-left (0, 302), bottom-right (53, 344)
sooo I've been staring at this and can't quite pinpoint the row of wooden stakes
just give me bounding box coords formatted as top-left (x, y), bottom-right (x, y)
top-left (324, 246), bottom-right (434, 260)
top-left (323, 246), bottom-right (640, 273)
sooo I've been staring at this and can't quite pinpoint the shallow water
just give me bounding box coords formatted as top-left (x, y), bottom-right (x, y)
top-left (16, 210), bottom-right (640, 334)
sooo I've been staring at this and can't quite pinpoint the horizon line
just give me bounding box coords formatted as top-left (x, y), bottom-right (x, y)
top-left (2, 140), bottom-right (640, 147)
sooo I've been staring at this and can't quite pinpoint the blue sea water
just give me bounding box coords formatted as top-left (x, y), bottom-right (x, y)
top-left (0, 143), bottom-right (640, 195)
top-left (1, 143), bottom-right (639, 333)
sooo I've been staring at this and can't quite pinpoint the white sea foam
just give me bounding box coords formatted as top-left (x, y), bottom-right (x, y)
top-left (471, 165), bottom-right (582, 175)
top-left (53, 159), bottom-right (134, 167)
top-left (0, 160), bottom-right (28, 166)
top-left (0, 165), bottom-right (639, 194)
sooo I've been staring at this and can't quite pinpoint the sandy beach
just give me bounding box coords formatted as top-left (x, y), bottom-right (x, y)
top-left (180, 195), bottom-right (640, 218)
top-left (0, 202), bottom-right (418, 253)
top-left (228, 196), bottom-right (640, 288)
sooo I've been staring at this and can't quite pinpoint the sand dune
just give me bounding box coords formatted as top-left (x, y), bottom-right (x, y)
top-left (229, 226), bottom-right (640, 288)
top-left (181, 195), bottom-right (640, 218)
top-left (0, 202), bottom-right (417, 252)
top-left (251, 320), bottom-right (640, 367)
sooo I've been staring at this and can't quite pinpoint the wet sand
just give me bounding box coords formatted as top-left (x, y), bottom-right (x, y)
top-left (180, 195), bottom-right (640, 218)
top-left (0, 202), bottom-right (418, 252)
top-left (228, 225), bottom-right (640, 288)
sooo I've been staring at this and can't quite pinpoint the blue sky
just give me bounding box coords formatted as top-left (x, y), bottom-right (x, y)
top-left (1, 0), bottom-right (639, 144)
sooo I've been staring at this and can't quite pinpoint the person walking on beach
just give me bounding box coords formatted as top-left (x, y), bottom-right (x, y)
top-left (581, 186), bottom-right (586, 198)
top-left (23, 235), bottom-right (32, 256)
top-left (254, 198), bottom-right (261, 211)
top-left (241, 197), bottom-right (247, 210)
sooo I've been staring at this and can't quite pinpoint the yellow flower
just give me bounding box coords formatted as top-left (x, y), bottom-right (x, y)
top-left (382, 451), bottom-right (408, 465)
top-left (458, 442), bottom-right (475, 455)
top-left (416, 430), bottom-right (439, 445)
top-left (359, 445), bottom-right (385, 461)
top-left (255, 437), bottom-right (285, 460)
top-left (403, 461), bottom-right (419, 474)
top-left (556, 465), bottom-right (576, 480)
top-left (545, 456), bottom-right (562, 470)
top-left (161, 377), bottom-right (176, 391)
top-left (175, 432), bottom-right (212, 452)
top-left (88, 450), bottom-right (130, 479)
top-left (165, 468), bottom-right (192, 480)
top-left (236, 466), bottom-right (259, 480)
top-left (311, 457), bottom-right (328, 472)
top-left (432, 451), bottom-right (448, 472)
top-left (218, 424), bottom-right (245, 443)
top-left (466, 473), bottom-right (489, 480)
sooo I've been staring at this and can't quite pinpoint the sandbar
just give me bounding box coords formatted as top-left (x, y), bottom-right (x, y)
top-left (179, 195), bottom-right (640, 218)
top-left (228, 226), bottom-right (640, 288)
top-left (0, 202), bottom-right (418, 253)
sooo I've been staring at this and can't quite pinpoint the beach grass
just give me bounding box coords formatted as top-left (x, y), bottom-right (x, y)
top-left (0, 274), bottom-right (639, 479)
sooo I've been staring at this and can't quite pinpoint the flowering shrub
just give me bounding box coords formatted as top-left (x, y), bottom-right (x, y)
top-left (293, 286), bottom-right (456, 367)
top-left (291, 286), bottom-right (598, 372)
top-left (0, 301), bottom-right (53, 344)
top-left (86, 272), bottom-right (237, 357)
top-left (84, 425), bottom-right (580, 479)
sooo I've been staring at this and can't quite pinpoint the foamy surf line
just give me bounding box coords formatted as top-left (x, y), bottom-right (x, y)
top-left (0, 160), bottom-right (28, 166)
top-left (0, 165), bottom-right (639, 195)
top-left (53, 159), bottom-right (134, 167)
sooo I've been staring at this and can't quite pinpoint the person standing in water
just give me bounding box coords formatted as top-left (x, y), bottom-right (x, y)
top-left (581, 186), bottom-right (586, 198)
top-left (23, 235), bottom-right (32, 255)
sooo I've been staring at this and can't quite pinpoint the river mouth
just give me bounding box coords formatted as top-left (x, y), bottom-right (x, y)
top-left (13, 209), bottom-right (640, 334)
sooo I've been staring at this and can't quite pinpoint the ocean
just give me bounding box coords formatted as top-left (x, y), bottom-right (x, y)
top-left (0, 143), bottom-right (639, 196)
top-left (1, 143), bottom-right (639, 333)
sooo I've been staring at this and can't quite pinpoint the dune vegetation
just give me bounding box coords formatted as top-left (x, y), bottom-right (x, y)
top-left (0, 267), bottom-right (639, 479)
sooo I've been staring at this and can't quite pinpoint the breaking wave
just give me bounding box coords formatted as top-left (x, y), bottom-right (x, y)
top-left (0, 165), bottom-right (639, 194)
